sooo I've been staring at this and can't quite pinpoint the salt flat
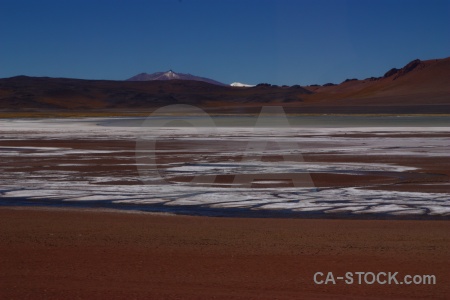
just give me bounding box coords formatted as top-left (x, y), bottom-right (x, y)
top-left (0, 116), bottom-right (449, 217)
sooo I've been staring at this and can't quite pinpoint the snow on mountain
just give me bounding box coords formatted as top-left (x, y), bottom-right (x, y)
top-left (127, 70), bottom-right (226, 86)
top-left (230, 82), bottom-right (255, 87)
top-left (158, 70), bottom-right (180, 79)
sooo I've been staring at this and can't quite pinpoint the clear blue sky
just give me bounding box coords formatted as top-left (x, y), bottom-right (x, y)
top-left (1, 0), bottom-right (449, 85)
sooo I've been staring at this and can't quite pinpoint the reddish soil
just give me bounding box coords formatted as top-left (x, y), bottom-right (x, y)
top-left (0, 207), bottom-right (449, 299)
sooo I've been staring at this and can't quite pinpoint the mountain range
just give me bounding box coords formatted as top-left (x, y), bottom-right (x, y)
top-left (0, 57), bottom-right (449, 114)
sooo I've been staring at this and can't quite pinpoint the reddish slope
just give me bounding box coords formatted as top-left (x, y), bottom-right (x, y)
top-left (303, 57), bottom-right (450, 108)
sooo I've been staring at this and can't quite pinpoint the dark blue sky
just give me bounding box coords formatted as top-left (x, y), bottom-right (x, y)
top-left (1, 0), bottom-right (449, 85)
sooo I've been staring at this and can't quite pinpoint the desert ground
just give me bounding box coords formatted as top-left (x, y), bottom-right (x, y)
top-left (0, 116), bottom-right (449, 299)
top-left (0, 207), bottom-right (449, 299)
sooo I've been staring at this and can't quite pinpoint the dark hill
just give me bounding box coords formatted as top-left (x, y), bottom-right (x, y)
top-left (0, 76), bottom-right (311, 111)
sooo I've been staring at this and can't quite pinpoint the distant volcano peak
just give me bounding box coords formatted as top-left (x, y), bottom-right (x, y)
top-left (126, 70), bottom-right (226, 86)
top-left (157, 70), bottom-right (180, 80)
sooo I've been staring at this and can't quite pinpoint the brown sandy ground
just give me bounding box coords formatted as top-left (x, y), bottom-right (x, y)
top-left (0, 207), bottom-right (448, 299)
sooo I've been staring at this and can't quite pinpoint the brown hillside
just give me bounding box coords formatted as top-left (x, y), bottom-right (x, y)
top-left (303, 57), bottom-right (450, 108)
